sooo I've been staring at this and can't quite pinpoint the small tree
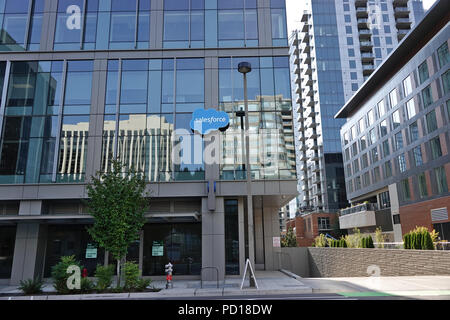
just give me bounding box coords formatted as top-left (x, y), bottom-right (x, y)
top-left (282, 227), bottom-right (297, 247)
top-left (86, 159), bottom-right (149, 288)
top-left (375, 227), bottom-right (385, 248)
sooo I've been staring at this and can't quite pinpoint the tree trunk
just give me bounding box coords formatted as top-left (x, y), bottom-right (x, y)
top-left (116, 259), bottom-right (121, 288)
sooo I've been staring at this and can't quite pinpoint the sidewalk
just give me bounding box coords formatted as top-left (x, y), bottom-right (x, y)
top-left (1, 271), bottom-right (450, 300)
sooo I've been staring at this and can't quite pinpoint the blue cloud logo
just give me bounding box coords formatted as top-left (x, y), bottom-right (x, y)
top-left (190, 108), bottom-right (230, 135)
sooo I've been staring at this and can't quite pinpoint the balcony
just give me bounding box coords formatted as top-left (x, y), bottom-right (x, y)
top-left (360, 52), bottom-right (374, 62)
top-left (301, 11), bottom-right (309, 22)
top-left (303, 65), bottom-right (313, 76)
top-left (308, 142), bottom-right (319, 150)
top-left (311, 164), bottom-right (320, 172)
top-left (301, 22), bottom-right (309, 33)
top-left (299, 162), bottom-right (307, 172)
top-left (393, 0), bottom-right (408, 7)
top-left (297, 123), bottom-right (305, 132)
top-left (397, 29), bottom-right (409, 40)
top-left (295, 75), bottom-right (301, 84)
top-left (360, 40), bottom-right (373, 51)
top-left (294, 65), bottom-right (300, 74)
top-left (303, 86), bottom-right (314, 96)
top-left (296, 113), bottom-right (304, 122)
top-left (396, 18), bottom-right (411, 29)
top-left (355, 0), bottom-right (368, 7)
top-left (291, 37), bottom-right (299, 46)
top-left (298, 134), bottom-right (306, 142)
top-left (300, 41), bottom-right (310, 53)
top-left (357, 18), bottom-right (369, 29)
top-left (305, 117), bottom-right (317, 128)
top-left (300, 174), bottom-right (307, 181)
top-left (356, 7), bottom-right (368, 18)
top-left (339, 203), bottom-right (378, 229)
top-left (312, 174), bottom-right (322, 184)
top-left (296, 86), bottom-right (301, 94)
top-left (394, 7), bottom-right (410, 17)
top-left (304, 108), bottom-right (317, 118)
top-left (302, 52), bottom-right (311, 64)
top-left (302, 32), bottom-right (309, 43)
top-left (358, 29), bottom-right (372, 39)
top-left (302, 75), bottom-right (313, 87)
top-left (305, 128), bottom-right (320, 140)
top-left (293, 56), bottom-right (300, 65)
top-left (362, 65), bottom-right (374, 76)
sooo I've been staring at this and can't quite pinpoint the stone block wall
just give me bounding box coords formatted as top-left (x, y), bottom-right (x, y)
top-left (307, 247), bottom-right (450, 277)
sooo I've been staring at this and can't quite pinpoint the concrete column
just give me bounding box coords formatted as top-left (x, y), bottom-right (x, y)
top-left (10, 223), bottom-right (48, 285)
top-left (201, 197), bottom-right (225, 281)
top-left (254, 207), bottom-right (265, 268)
top-left (389, 183), bottom-right (403, 242)
top-left (263, 206), bottom-right (281, 271)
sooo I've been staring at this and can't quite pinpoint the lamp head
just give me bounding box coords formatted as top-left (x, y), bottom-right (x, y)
top-left (238, 62), bottom-right (252, 74)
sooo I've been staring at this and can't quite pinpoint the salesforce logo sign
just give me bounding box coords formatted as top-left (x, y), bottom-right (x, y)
top-left (190, 108), bottom-right (230, 135)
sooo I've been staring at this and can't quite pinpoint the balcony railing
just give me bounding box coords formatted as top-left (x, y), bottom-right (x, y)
top-left (340, 203), bottom-right (378, 216)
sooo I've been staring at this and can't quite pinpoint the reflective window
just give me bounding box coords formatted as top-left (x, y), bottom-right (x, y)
top-left (394, 132), bottom-right (403, 150)
top-left (430, 137), bottom-right (442, 160)
top-left (435, 166), bottom-right (448, 194)
top-left (406, 98), bottom-right (416, 119)
top-left (413, 146), bottom-right (423, 166)
top-left (382, 139), bottom-right (390, 157)
top-left (0, 61), bottom-right (68, 184)
top-left (442, 70), bottom-right (450, 94)
top-left (392, 109), bottom-right (401, 129)
top-left (54, 0), bottom-right (150, 51)
top-left (218, 56), bottom-right (294, 180)
top-left (422, 85), bottom-right (433, 107)
top-left (426, 109), bottom-right (438, 133)
top-left (379, 119), bottom-right (388, 137)
top-left (418, 173), bottom-right (428, 198)
top-left (218, 0), bottom-right (258, 47)
top-left (102, 58), bottom-right (205, 182)
top-left (437, 42), bottom-right (450, 68)
top-left (0, 0), bottom-right (44, 51)
top-left (389, 88), bottom-right (398, 108)
top-left (400, 179), bottom-right (410, 200)
top-left (163, 0), bottom-right (204, 48)
top-left (398, 154), bottom-right (406, 173)
top-left (367, 109), bottom-right (375, 126)
top-left (377, 99), bottom-right (386, 117)
top-left (271, 0), bottom-right (287, 46)
top-left (384, 160), bottom-right (392, 178)
top-left (403, 75), bottom-right (413, 96)
top-left (0, 226), bottom-right (16, 279)
top-left (418, 60), bottom-right (429, 84)
top-left (409, 121), bottom-right (419, 142)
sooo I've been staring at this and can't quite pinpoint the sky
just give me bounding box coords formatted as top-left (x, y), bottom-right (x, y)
top-left (285, 0), bottom-right (438, 34)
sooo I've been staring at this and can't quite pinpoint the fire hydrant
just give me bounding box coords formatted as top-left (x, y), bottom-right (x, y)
top-left (165, 262), bottom-right (173, 289)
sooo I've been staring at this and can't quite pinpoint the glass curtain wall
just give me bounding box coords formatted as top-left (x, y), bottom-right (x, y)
top-left (0, 0), bottom-right (44, 51)
top-left (102, 58), bottom-right (205, 182)
top-left (54, 0), bottom-right (150, 50)
top-left (0, 60), bottom-right (93, 184)
top-left (218, 56), bottom-right (295, 180)
top-left (270, 0), bottom-right (287, 46)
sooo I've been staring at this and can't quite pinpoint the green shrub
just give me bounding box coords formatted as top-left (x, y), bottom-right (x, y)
top-left (404, 227), bottom-right (435, 250)
top-left (312, 234), bottom-right (327, 247)
top-left (51, 255), bottom-right (83, 294)
top-left (19, 279), bottom-right (44, 295)
top-left (80, 277), bottom-right (95, 293)
top-left (95, 264), bottom-right (115, 292)
top-left (340, 238), bottom-right (347, 248)
top-left (367, 236), bottom-right (374, 248)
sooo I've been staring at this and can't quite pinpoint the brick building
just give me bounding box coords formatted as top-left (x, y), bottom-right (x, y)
top-left (286, 212), bottom-right (339, 247)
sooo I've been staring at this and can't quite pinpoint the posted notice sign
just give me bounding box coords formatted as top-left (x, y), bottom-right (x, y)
top-left (86, 243), bottom-right (98, 259)
top-left (152, 241), bottom-right (164, 256)
top-left (273, 237), bottom-right (281, 248)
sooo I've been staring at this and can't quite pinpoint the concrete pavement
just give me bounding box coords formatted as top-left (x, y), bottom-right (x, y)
top-left (1, 271), bottom-right (450, 300)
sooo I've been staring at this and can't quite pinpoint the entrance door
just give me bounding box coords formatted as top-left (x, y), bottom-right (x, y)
top-left (143, 223), bottom-right (201, 276)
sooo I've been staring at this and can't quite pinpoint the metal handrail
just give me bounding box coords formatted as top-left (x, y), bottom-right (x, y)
top-left (200, 266), bottom-right (219, 288)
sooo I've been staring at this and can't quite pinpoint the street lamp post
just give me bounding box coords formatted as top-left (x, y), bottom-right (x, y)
top-left (238, 62), bottom-right (256, 287)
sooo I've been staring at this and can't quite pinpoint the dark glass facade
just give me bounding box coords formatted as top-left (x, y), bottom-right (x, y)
top-left (0, 225), bottom-right (15, 278)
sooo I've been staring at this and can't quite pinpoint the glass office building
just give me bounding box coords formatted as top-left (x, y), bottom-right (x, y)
top-left (0, 0), bottom-right (296, 284)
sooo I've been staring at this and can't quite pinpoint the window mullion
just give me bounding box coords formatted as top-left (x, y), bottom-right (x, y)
top-left (24, 0), bottom-right (34, 49)
top-left (113, 59), bottom-right (122, 159)
top-left (80, 0), bottom-right (87, 49)
top-left (134, 0), bottom-right (139, 49)
top-left (52, 60), bottom-right (68, 183)
top-left (0, 61), bottom-right (12, 142)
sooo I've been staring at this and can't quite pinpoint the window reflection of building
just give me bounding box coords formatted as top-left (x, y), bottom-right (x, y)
top-left (58, 120), bottom-right (89, 182)
top-left (220, 94), bottom-right (296, 180)
top-left (101, 114), bottom-right (174, 182)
